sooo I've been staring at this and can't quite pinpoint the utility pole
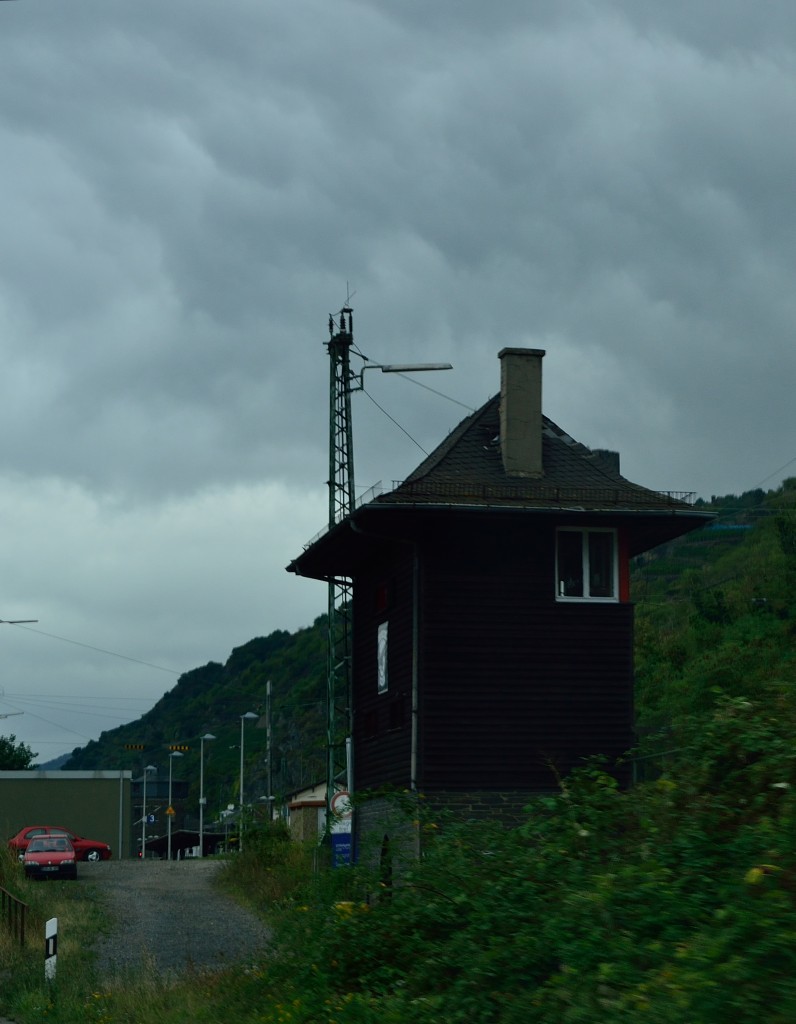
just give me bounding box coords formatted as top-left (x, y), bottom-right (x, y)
top-left (325, 307), bottom-right (356, 830)
top-left (323, 305), bottom-right (452, 841)
top-left (265, 680), bottom-right (272, 817)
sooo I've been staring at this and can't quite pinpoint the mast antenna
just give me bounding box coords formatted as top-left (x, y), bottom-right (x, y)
top-left (323, 304), bottom-right (452, 850)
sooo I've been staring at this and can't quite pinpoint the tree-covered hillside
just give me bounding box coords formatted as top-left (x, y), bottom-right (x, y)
top-left (632, 479), bottom-right (796, 758)
top-left (63, 616), bottom-right (328, 809)
top-left (61, 479), bottom-right (796, 815)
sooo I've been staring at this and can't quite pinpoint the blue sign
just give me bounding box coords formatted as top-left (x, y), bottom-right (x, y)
top-left (331, 833), bottom-right (352, 867)
top-left (147, 814), bottom-right (156, 824)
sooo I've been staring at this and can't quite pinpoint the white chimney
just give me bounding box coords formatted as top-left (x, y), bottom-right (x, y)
top-left (498, 347), bottom-right (545, 478)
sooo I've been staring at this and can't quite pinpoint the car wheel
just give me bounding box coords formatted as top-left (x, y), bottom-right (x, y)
top-left (85, 850), bottom-right (101, 862)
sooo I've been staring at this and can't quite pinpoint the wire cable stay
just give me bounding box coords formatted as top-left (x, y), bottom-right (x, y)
top-left (9, 623), bottom-right (180, 675)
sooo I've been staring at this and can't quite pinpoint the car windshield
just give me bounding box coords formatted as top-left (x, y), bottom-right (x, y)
top-left (28, 837), bottom-right (73, 853)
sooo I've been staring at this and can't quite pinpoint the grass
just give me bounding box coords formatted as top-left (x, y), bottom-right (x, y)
top-left (6, 709), bottom-right (796, 1024)
top-left (0, 833), bottom-right (319, 1024)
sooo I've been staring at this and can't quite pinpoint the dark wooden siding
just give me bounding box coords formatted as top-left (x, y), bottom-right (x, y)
top-left (350, 512), bottom-right (635, 795)
top-left (419, 568), bottom-right (634, 791)
top-left (352, 550), bottom-right (415, 790)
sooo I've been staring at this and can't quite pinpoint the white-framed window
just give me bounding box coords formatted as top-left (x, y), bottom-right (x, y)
top-left (556, 528), bottom-right (618, 601)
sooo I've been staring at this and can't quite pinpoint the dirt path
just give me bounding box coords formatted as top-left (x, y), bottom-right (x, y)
top-left (85, 858), bottom-right (270, 980)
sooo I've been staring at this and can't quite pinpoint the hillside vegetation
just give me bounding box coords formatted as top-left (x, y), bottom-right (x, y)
top-left (633, 480), bottom-right (796, 753)
top-left (63, 618), bottom-right (329, 807)
top-left (4, 482), bottom-right (796, 1021)
top-left (63, 479), bottom-right (796, 801)
top-left (217, 482), bottom-right (796, 1022)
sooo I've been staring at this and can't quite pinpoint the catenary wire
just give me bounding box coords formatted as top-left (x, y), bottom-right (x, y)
top-left (8, 623), bottom-right (180, 675)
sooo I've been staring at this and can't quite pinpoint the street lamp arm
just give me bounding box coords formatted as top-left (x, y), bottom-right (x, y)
top-left (354, 361), bottom-right (452, 391)
top-left (379, 363), bottom-right (453, 373)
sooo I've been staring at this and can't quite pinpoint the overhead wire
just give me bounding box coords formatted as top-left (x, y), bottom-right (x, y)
top-left (9, 622), bottom-right (180, 675)
top-left (359, 367), bottom-right (476, 459)
top-left (0, 695), bottom-right (95, 743)
top-left (0, 624), bottom-right (180, 750)
top-left (361, 389), bottom-right (430, 457)
top-left (753, 456), bottom-right (796, 490)
top-left (388, 370), bottom-right (475, 412)
top-left (5, 695), bottom-right (154, 721)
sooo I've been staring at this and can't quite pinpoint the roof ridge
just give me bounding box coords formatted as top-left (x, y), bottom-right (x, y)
top-left (375, 390), bottom-right (694, 511)
top-left (402, 394), bottom-right (498, 485)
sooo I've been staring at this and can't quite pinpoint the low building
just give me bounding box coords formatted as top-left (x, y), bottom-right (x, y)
top-left (283, 780), bottom-right (326, 842)
top-left (0, 770), bottom-right (132, 858)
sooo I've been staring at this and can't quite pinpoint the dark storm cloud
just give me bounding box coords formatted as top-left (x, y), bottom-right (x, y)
top-left (3, 0), bottom-right (791, 497)
top-left (1, 0), bottom-right (795, 756)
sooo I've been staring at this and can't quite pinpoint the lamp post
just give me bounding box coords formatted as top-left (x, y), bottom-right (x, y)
top-left (265, 680), bottom-right (272, 811)
top-left (141, 764), bottom-right (156, 860)
top-left (239, 712), bottom-right (258, 852)
top-left (198, 733), bottom-right (216, 858)
top-left (167, 751), bottom-right (183, 861)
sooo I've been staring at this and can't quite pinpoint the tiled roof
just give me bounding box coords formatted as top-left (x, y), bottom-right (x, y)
top-left (373, 394), bottom-right (694, 512)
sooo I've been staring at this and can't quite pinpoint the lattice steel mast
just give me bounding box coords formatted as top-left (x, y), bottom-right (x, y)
top-left (323, 307), bottom-right (452, 835)
top-left (325, 306), bottom-right (356, 823)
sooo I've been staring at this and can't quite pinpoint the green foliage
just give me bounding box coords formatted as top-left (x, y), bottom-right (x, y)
top-left (0, 733), bottom-right (37, 770)
top-left (218, 820), bottom-right (316, 908)
top-left (225, 694), bottom-right (796, 1022)
top-left (633, 483), bottom-right (796, 744)
top-left (61, 618), bottom-right (329, 814)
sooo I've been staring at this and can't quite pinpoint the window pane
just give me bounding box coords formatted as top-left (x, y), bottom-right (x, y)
top-left (558, 531), bottom-right (583, 597)
top-left (588, 532), bottom-right (614, 597)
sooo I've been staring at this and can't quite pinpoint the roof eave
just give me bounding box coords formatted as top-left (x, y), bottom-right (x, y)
top-left (286, 502), bottom-right (715, 580)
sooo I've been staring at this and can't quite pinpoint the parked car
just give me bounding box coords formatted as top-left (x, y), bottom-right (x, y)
top-left (23, 836), bottom-right (78, 881)
top-left (8, 825), bottom-right (112, 862)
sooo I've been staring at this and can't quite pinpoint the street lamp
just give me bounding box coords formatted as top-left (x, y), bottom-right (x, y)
top-left (198, 733), bottom-right (216, 858)
top-left (167, 751), bottom-right (184, 861)
top-left (239, 712), bottom-right (259, 852)
top-left (141, 765), bottom-right (156, 860)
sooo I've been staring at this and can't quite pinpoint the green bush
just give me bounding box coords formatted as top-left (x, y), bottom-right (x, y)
top-left (244, 695), bottom-right (796, 1022)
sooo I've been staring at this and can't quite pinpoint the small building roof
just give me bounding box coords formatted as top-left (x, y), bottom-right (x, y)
top-left (376, 394), bottom-right (696, 513)
top-left (289, 383), bottom-right (714, 580)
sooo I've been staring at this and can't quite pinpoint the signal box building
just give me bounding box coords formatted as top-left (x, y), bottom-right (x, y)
top-left (288, 348), bottom-right (711, 848)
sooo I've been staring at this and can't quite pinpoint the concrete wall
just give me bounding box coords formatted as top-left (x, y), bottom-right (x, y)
top-left (0, 771), bottom-right (133, 859)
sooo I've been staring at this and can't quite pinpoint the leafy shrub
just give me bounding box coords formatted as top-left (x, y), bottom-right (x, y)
top-left (241, 695), bottom-right (796, 1022)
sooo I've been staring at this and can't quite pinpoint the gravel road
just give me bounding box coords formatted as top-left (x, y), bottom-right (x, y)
top-left (85, 858), bottom-right (270, 980)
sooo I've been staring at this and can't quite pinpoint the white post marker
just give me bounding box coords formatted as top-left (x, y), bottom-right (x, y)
top-left (45, 917), bottom-right (57, 982)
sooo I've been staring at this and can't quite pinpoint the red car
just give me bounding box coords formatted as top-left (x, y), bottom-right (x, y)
top-left (23, 836), bottom-right (78, 881)
top-left (8, 826), bottom-right (112, 862)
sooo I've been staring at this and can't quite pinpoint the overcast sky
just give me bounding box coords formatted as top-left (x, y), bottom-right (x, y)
top-left (1, 0), bottom-right (794, 762)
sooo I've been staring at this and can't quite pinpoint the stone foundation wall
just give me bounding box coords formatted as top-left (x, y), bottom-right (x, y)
top-left (354, 788), bottom-right (548, 875)
top-left (423, 789), bottom-right (546, 826)
top-left (354, 794), bottom-right (420, 876)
